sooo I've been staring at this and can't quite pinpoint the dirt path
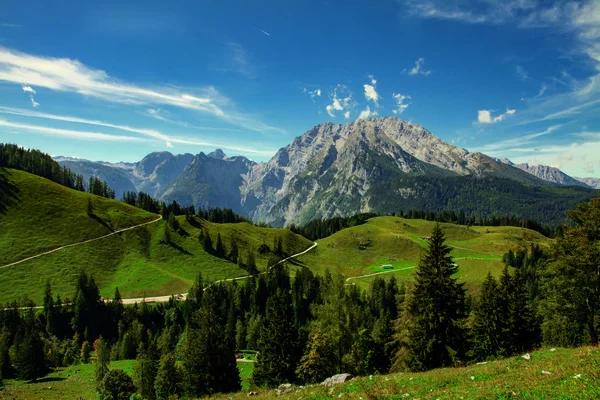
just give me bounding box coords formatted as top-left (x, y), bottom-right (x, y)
top-left (0, 216), bottom-right (162, 270)
top-left (121, 242), bottom-right (318, 304)
top-left (345, 266), bottom-right (416, 282)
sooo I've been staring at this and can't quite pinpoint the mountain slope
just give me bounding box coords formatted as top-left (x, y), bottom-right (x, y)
top-left (130, 151), bottom-right (195, 197)
top-left (55, 157), bottom-right (137, 199)
top-left (161, 152), bottom-right (256, 213)
top-left (0, 168), bottom-right (312, 304)
top-left (497, 158), bottom-right (590, 187)
top-left (575, 177), bottom-right (600, 189)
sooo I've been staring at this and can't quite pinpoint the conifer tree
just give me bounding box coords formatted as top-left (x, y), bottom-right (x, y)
top-left (252, 290), bottom-right (299, 387)
top-left (154, 354), bottom-right (182, 400)
top-left (43, 280), bottom-right (55, 335)
top-left (134, 343), bottom-right (158, 400)
top-left (229, 237), bottom-right (239, 263)
top-left (296, 331), bottom-right (337, 384)
top-left (81, 341), bottom-right (92, 364)
top-left (163, 223), bottom-right (171, 244)
top-left (202, 231), bottom-right (213, 254)
top-left (182, 288), bottom-right (240, 397)
top-left (471, 272), bottom-right (503, 360)
top-left (99, 368), bottom-right (135, 400)
top-left (13, 312), bottom-right (47, 382)
top-left (246, 251), bottom-right (258, 275)
top-left (395, 224), bottom-right (467, 371)
top-left (216, 233), bottom-right (225, 258)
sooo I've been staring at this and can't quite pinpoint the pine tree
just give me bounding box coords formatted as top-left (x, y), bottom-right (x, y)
top-left (86, 197), bottom-right (93, 216)
top-left (215, 233), bottom-right (225, 258)
top-left (296, 331), bottom-right (337, 384)
top-left (13, 313), bottom-right (47, 382)
top-left (246, 251), bottom-right (258, 275)
top-left (229, 237), bottom-right (239, 263)
top-left (154, 354), bottom-right (182, 400)
top-left (163, 223), bottom-right (171, 244)
top-left (81, 341), bottom-right (92, 364)
top-left (0, 328), bottom-right (12, 380)
top-left (95, 336), bottom-right (111, 388)
top-left (202, 232), bottom-right (213, 254)
top-left (395, 224), bottom-right (467, 371)
top-left (134, 343), bottom-right (158, 400)
top-left (182, 288), bottom-right (240, 397)
top-left (471, 272), bottom-right (503, 360)
top-left (252, 290), bottom-right (299, 387)
top-left (43, 280), bottom-right (55, 335)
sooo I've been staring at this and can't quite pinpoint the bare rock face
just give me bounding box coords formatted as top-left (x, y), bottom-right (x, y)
top-left (130, 152), bottom-right (195, 197)
top-left (496, 159), bottom-right (591, 188)
top-left (574, 177), bottom-right (600, 189)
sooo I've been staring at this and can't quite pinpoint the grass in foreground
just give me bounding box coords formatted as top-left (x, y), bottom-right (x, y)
top-left (218, 347), bottom-right (600, 400)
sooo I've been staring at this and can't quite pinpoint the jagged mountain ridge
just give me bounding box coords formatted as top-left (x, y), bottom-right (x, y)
top-left (496, 158), bottom-right (591, 188)
top-left (575, 177), bottom-right (600, 189)
top-left (55, 117), bottom-right (597, 226)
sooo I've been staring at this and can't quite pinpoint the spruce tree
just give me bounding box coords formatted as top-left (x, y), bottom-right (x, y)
top-left (216, 233), bottom-right (225, 258)
top-left (202, 232), bottom-right (213, 254)
top-left (154, 354), bottom-right (182, 400)
top-left (43, 280), bottom-right (55, 335)
top-left (471, 272), bottom-right (503, 360)
top-left (246, 251), bottom-right (258, 275)
top-left (13, 313), bottom-right (47, 382)
top-left (229, 237), bottom-right (239, 263)
top-left (182, 288), bottom-right (240, 397)
top-left (134, 343), bottom-right (158, 400)
top-left (395, 224), bottom-right (467, 371)
top-left (252, 290), bottom-right (299, 387)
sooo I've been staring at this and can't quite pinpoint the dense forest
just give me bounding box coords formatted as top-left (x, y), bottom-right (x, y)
top-left (1, 195), bottom-right (598, 399)
top-left (0, 144), bottom-right (115, 199)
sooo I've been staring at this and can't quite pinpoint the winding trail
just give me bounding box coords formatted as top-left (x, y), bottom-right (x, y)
top-left (121, 241), bottom-right (318, 305)
top-left (345, 266), bottom-right (416, 283)
top-left (0, 216), bottom-right (162, 270)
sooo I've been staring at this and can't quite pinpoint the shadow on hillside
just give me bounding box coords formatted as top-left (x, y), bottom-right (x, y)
top-left (0, 168), bottom-right (21, 215)
top-left (169, 241), bottom-right (192, 255)
top-left (89, 212), bottom-right (115, 232)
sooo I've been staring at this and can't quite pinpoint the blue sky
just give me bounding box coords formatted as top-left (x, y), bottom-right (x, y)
top-left (1, 0), bottom-right (600, 177)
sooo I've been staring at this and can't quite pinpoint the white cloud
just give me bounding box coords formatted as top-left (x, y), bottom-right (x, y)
top-left (0, 106), bottom-right (277, 155)
top-left (0, 119), bottom-right (146, 142)
top-left (536, 83), bottom-right (547, 98)
top-left (0, 23), bottom-right (21, 28)
top-left (29, 96), bottom-right (39, 108)
top-left (358, 105), bottom-right (378, 120)
top-left (258, 29), bottom-right (271, 36)
top-left (344, 111), bottom-right (350, 119)
top-left (407, 58), bottom-right (431, 76)
top-left (303, 88), bottom-right (322, 102)
top-left (0, 46), bottom-right (284, 134)
top-left (477, 108), bottom-right (516, 124)
top-left (392, 93), bottom-right (411, 114)
top-left (325, 85), bottom-right (352, 118)
top-left (21, 84), bottom-right (36, 94)
top-left (478, 124), bottom-right (565, 153)
top-left (363, 84), bottom-right (379, 105)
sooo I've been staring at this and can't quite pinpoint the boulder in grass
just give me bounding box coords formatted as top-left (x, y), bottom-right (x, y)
top-left (322, 373), bottom-right (354, 387)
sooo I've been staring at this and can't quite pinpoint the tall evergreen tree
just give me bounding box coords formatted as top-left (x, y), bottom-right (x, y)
top-left (202, 232), bottom-right (213, 254)
top-left (540, 196), bottom-right (600, 346)
top-left (215, 233), bottom-right (225, 258)
top-left (182, 288), bottom-right (240, 397)
top-left (13, 311), bottom-right (47, 382)
top-left (154, 354), bottom-right (182, 400)
top-left (252, 289), bottom-right (299, 387)
top-left (471, 272), bottom-right (504, 360)
top-left (229, 237), bottom-right (239, 263)
top-left (134, 343), bottom-right (158, 400)
top-left (394, 224), bottom-right (467, 371)
top-left (43, 280), bottom-right (55, 335)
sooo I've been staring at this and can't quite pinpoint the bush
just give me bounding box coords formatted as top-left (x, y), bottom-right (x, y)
top-left (99, 368), bottom-right (136, 400)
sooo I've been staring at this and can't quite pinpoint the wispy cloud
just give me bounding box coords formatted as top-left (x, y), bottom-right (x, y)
top-left (0, 119), bottom-right (146, 143)
top-left (326, 85), bottom-right (353, 118)
top-left (227, 42), bottom-right (256, 78)
top-left (392, 93), bottom-right (411, 114)
top-left (258, 29), bottom-right (271, 36)
top-left (515, 65), bottom-right (529, 81)
top-left (0, 23), bottom-right (21, 28)
top-left (405, 58), bottom-right (431, 76)
top-left (477, 124), bottom-right (565, 153)
top-left (0, 46), bottom-right (284, 134)
top-left (0, 106), bottom-right (276, 155)
top-left (477, 108), bottom-right (516, 124)
top-left (303, 87), bottom-right (321, 102)
top-left (29, 96), bottom-right (39, 108)
top-left (21, 84), bottom-right (35, 94)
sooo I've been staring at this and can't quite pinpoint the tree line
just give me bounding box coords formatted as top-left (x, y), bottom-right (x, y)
top-left (0, 144), bottom-right (115, 200)
top-left (291, 209), bottom-right (559, 241)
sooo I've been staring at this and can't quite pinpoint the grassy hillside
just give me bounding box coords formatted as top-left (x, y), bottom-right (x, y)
top-left (218, 347), bottom-right (600, 399)
top-left (296, 216), bottom-right (552, 292)
top-left (0, 169), bottom-right (313, 304)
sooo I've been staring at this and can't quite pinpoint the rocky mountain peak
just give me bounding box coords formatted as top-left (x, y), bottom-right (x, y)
top-left (208, 149), bottom-right (228, 160)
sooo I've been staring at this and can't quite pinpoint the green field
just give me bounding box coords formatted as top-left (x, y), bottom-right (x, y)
top-left (0, 358), bottom-right (254, 399)
top-left (219, 347), bottom-right (600, 400)
top-left (0, 169), bottom-right (313, 304)
top-left (295, 216), bottom-right (552, 292)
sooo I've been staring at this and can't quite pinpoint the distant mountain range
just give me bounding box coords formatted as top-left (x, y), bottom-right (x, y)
top-left (55, 117), bottom-right (598, 226)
